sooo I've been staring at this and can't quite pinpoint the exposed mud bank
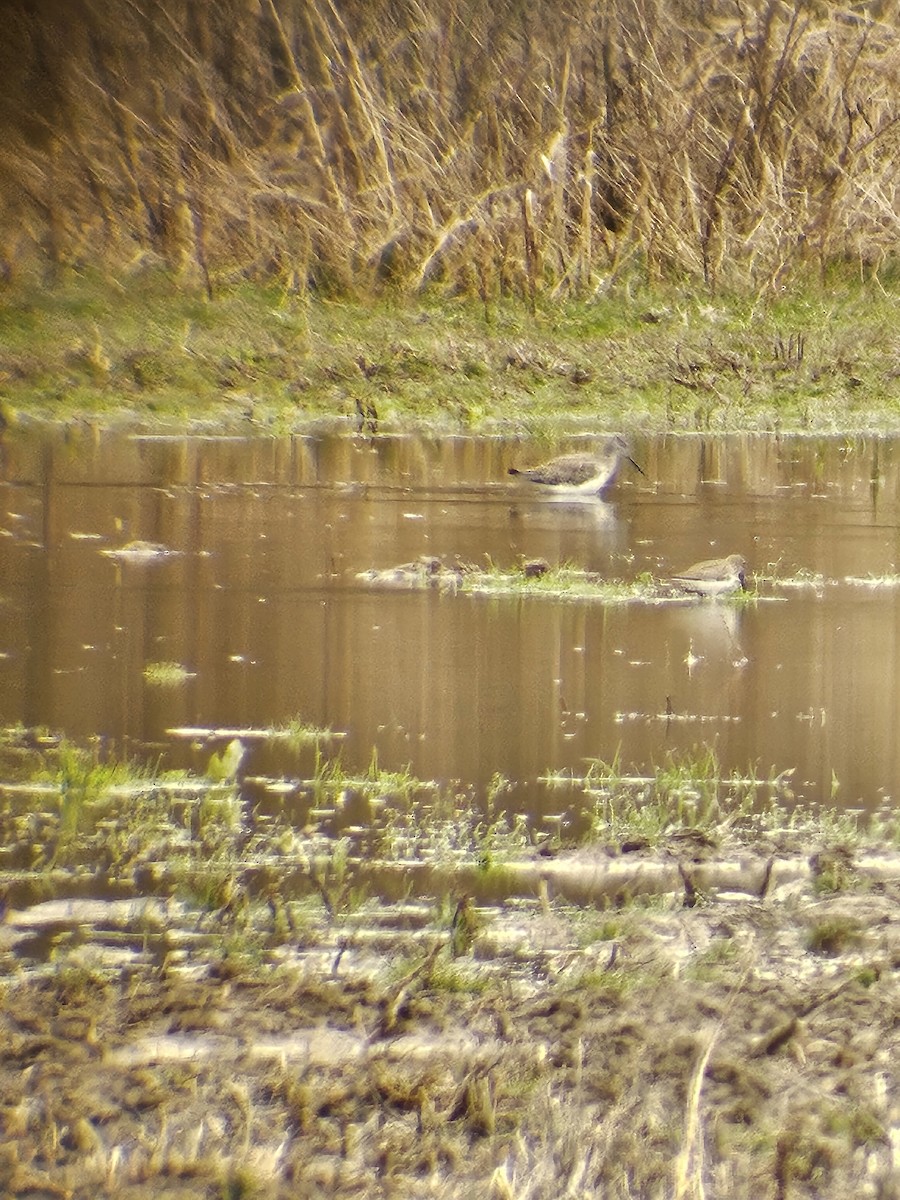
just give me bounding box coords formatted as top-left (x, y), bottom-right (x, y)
top-left (3, 837), bottom-right (900, 1199)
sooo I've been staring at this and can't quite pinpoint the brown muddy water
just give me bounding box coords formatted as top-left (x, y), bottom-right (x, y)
top-left (1, 428), bottom-right (899, 821)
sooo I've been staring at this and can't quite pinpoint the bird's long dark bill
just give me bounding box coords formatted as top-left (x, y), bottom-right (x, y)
top-left (627, 456), bottom-right (646, 476)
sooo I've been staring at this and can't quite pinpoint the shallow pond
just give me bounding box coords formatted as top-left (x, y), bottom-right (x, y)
top-left (2, 428), bottom-right (899, 822)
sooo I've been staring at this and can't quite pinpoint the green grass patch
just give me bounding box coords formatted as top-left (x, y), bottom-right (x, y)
top-left (466, 565), bottom-right (659, 604)
top-left (5, 273), bottom-right (900, 433)
top-left (275, 718), bottom-right (343, 750)
top-left (806, 917), bottom-right (864, 957)
top-left (143, 660), bottom-right (194, 687)
top-left (0, 728), bottom-right (894, 927)
top-left (584, 745), bottom-right (758, 846)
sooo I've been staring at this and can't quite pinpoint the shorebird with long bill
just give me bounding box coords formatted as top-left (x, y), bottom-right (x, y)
top-left (507, 434), bottom-right (644, 496)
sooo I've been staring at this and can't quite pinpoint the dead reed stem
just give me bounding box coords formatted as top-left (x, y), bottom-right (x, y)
top-left (5, 0), bottom-right (900, 293)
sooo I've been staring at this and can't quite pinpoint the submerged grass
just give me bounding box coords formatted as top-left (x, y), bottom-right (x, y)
top-left (143, 660), bottom-right (194, 687)
top-left (2, 730), bottom-right (897, 925)
top-left (584, 745), bottom-right (757, 846)
top-left (361, 561), bottom-right (754, 606)
top-left (276, 717), bottom-right (343, 750)
top-left (467, 565), bottom-right (660, 604)
top-left (579, 744), bottom-right (881, 852)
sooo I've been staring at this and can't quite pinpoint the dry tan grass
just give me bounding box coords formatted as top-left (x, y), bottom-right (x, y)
top-left (4, 1), bottom-right (900, 296)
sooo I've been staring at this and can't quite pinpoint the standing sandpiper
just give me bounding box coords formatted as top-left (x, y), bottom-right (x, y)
top-left (507, 435), bottom-right (644, 496)
top-left (668, 554), bottom-right (748, 598)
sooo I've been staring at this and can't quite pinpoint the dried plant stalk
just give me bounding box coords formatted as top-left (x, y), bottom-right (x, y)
top-left (4, 0), bottom-right (900, 293)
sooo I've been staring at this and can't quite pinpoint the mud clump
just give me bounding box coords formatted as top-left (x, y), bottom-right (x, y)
top-left (2, 874), bottom-right (900, 1199)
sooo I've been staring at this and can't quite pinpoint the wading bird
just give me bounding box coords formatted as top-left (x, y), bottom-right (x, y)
top-left (508, 434), bottom-right (644, 496)
top-left (668, 553), bottom-right (748, 598)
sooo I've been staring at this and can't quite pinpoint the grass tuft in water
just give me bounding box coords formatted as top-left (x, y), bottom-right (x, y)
top-left (276, 717), bottom-right (343, 750)
top-left (466, 564), bottom-right (660, 605)
top-left (143, 661), bottom-right (194, 687)
top-left (577, 743), bottom-right (880, 857)
top-left (585, 744), bottom-right (759, 845)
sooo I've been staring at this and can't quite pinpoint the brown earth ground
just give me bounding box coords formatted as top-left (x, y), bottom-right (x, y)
top-left (3, 836), bottom-right (900, 1200)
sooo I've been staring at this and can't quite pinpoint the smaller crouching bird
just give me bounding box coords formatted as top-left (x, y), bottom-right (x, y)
top-left (508, 434), bottom-right (644, 496)
top-left (668, 554), bottom-right (748, 598)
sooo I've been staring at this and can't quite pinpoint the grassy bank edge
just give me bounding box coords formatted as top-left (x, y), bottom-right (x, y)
top-left (3, 272), bottom-right (900, 436)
